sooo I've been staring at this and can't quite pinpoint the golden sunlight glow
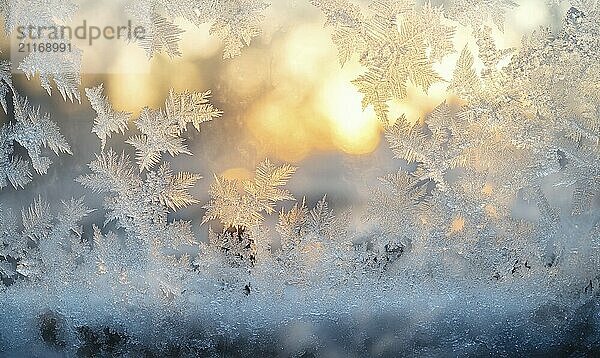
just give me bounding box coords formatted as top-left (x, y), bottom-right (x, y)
top-left (245, 23), bottom-right (382, 161)
top-left (484, 204), bottom-right (499, 218)
top-left (224, 48), bottom-right (271, 99)
top-left (247, 95), bottom-right (327, 162)
top-left (107, 73), bottom-right (160, 115)
top-left (281, 24), bottom-right (338, 79)
top-left (177, 21), bottom-right (221, 60)
top-left (482, 183), bottom-right (494, 196)
top-left (92, 0), bottom-right (545, 163)
top-left (319, 80), bottom-right (381, 154)
top-left (449, 216), bottom-right (466, 235)
top-left (221, 167), bottom-right (253, 182)
top-left (106, 52), bottom-right (159, 114)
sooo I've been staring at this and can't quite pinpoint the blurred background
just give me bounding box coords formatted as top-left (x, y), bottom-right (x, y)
top-left (0, 0), bottom-right (570, 238)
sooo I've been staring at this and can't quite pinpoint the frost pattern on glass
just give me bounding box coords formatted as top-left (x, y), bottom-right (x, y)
top-left (127, 0), bottom-right (269, 59)
top-left (0, 1), bottom-right (81, 102)
top-left (202, 159), bottom-right (296, 228)
top-left (0, 1), bottom-right (599, 356)
top-left (85, 84), bottom-right (131, 151)
top-left (312, 0), bottom-right (455, 123)
top-left (0, 65), bottom-right (71, 190)
top-left (126, 89), bottom-right (221, 171)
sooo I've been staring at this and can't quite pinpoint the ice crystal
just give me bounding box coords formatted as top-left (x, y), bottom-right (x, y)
top-left (11, 94), bottom-right (72, 174)
top-left (127, 108), bottom-right (192, 171)
top-left (274, 195), bottom-right (352, 284)
top-left (85, 84), bottom-right (131, 150)
top-left (312, 0), bottom-right (454, 123)
top-left (0, 0), bottom-right (76, 33)
top-left (355, 234), bottom-right (405, 273)
top-left (0, 197), bottom-right (92, 284)
top-left (0, 122), bottom-right (32, 190)
top-left (202, 159), bottom-right (296, 228)
top-left (365, 170), bottom-right (429, 235)
top-left (376, 3), bottom-right (599, 280)
top-left (135, 10), bottom-right (185, 58)
top-left (0, 60), bottom-right (11, 112)
top-left (0, 55), bottom-right (71, 189)
top-left (126, 89), bottom-right (221, 171)
top-left (74, 149), bottom-right (201, 300)
top-left (127, 0), bottom-right (269, 59)
top-left (0, 80), bottom-right (71, 190)
top-left (444, 0), bottom-right (518, 30)
top-left (448, 46), bottom-right (480, 100)
top-left (504, 8), bottom-right (600, 215)
top-left (164, 89), bottom-right (223, 132)
top-left (209, 226), bottom-right (257, 268)
top-left (76, 150), bottom-right (201, 230)
top-left (18, 49), bottom-right (82, 103)
top-left (277, 195), bottom-right (342, 254)
top-left (206, 0), bottom-right (270, 59)
top-left (0, 2), bottom-right (81, 102)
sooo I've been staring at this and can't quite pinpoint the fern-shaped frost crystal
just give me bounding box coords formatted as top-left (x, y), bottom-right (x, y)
top-left (127, 0), bottom-right (269, 59)
top-left (11, 94), bottom-right (72, 174)
top-left (203, 159), bottom-right (296, 228)
top-left (313, 0), bottom-right (454, 123)
top-left (1, 88), bottom-right (71, 190)
top-left (18, 50), bottom-right (82, 103)
top-left (0, 1), bottom-right (81, 100)
top-left (127, 108), bottom-right (191, 171)
top-left (126, 89), bottom-right (221, 171)
top-left (165, 89), bottom-right (223, 131)
top-left (77, 150), bottom-right (201, 230)
top-left (85, 84), bottom-right (131, 150)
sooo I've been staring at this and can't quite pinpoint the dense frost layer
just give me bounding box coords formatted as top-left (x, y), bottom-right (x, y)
top-left (1, 275), bottom-right (599, 356)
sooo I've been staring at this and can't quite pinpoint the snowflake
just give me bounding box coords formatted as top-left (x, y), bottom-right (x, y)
top-left (11, 94), bottom-right (72, 174)
top-left (309, 0), bottom-right (364, 66)
top-left (164, 89), bottom-right (223, 132)
top-left (75, 148), bottom-right (201, 293)
top-left (76, 150), bottom-right (201, 230)
top-left (91, 225), bottom-right (124, 277)
top-left (384, 107), bottom-right (465, 191)
top-left (127, 108), bottom-right (192, 171)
